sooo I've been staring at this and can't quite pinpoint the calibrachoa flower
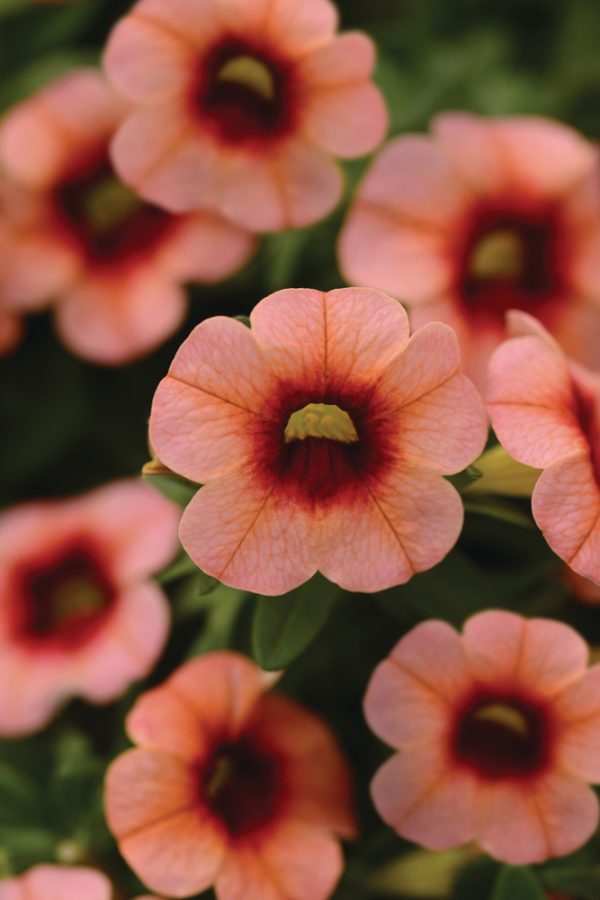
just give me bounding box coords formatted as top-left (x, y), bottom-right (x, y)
top-left (339, 113), bottom-right (600, 388)
top-left (0, 69), bottom-right (255, 364)
top-left (364, 611), bottom-right (600, 864)
top-left (103, 0), bottom-right (388, 232)
top-left (487, 311), bottom-right (600, 585)
top-left (149, 287), bottom-right (487, 595)
top-left (0, 480), bottom-right (179, 736)
top-left (105, 651), bottom-right (355, 899)
top-left (0, 865), bottom-right (162, 900)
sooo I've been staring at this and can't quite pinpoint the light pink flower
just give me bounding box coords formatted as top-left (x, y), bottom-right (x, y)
top-left (103, 0), bottom-right (388, 232)
top-left (106, 651), bottom-right (355, 899)
top-left (365, 611), bottom-right (600, 864)
top-left (487, 311), bottom-right (600, 585)
top-left (148, 287), bottom-right (487, 595)
top-left (339, 113), bottom-right (600, 388)
top-left (0, 69), bottom-right (255, 364)
top-left (0, 865), bottom-right (112, 900)
top-left (0, 479), bottom-right (179, 736)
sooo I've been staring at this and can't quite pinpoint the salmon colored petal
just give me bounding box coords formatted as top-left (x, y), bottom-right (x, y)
top-left (354, 135), bottom-right (471, 230)
top-left (149, 317), bottom-right (275, 483)
top-left (0, 650), bottom-right (67, 736)
top-left (106, 749), bottom-right (225, 898)
top-left (371, 745), bottom-right (477, 851)
top-left (2, 233), bottom-right (81, 310)
top-left (317, 465), bottom-right (464, 592)
top-left (250, 287), bottom-right (409, 388)
top-left (302, 81), bottom-right (387, 158)
top-left (378, 323), bottom-right (462, 408)
top-left (56, 272), bottom-right (187, 365)
top-left (1, 866), bottom-right (113, 900)
top-left (300, 31), bottom-right (376, 85)
top-left (263, 0), bottom-right (339, 56)
top-left (160, 212), bottom-right (256, 283)
top-left (126, 683), bottom-right (209, 762)
top-left (555, 666), bottom-right (600, 780)
top-left (103, 13), bottom-right (196, 103)
top-left (487, 335), bottom-right (586, 468)
top-left (532, 454), bottom-right (600, 583)
top-left (179, 472), bottom-right (317, 595)
top-left (215, 823), bottom-right (343, 900)
top-left (251, 693), bottom-right (356, 838)
top-left (338, 206), bottom-right (452, 299)
top-left (463, 610), bottom-right (588, 694)
top-left (432, 111), bottom-right (509, 194)
top-left (0, 309), bottom-right (22, 356)
top-left (120, 0), bottom-right (219, 44)
top-left (217, 0), bottom-right (271, 31)
top-left (570, 226), bottom-right (600, 296)
top-left (551, 297), bottom-right (600, 373)
top-left (476, 774), bottom-right (598, 863)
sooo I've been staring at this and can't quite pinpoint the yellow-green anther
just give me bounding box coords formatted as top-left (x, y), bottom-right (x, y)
top-left (470, 229), bottom-right (524, 279)
top-left (473, 703), bottom-right (529, 738)
top-left (217, 56), bottom-right (275, 102)
top-left (284, 403), bottom-right (359, 444)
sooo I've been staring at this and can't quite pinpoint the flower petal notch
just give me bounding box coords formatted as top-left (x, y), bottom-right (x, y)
top-left (0, 480), bottom-right (179, 736)
top-left (148, 287), bottom-right (488, 595)
top-left (0, 68), bottom-right (255, 364)
top-left (105, 650), bottom-right (355, 900)
top-left (103, 0), bottom-right (388, 231)
top-left (339, 112), bottom-right (600, 388)
top-left (364, 611), bottom-right (600, 865)
top-left (487, 311), bottom-right (600, 585)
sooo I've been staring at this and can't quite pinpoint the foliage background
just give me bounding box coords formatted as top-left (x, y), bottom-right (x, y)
top-left (1, 1), bottom-right (600, 898)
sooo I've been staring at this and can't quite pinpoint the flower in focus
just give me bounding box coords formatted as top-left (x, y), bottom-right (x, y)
top-left (105, 651), bottom-right (355, 899)
top-left (487, 311), bottom-right (600, 585)
top-left (365, 610), bottom-right (600, 864)
top-left (149, 287), bottom-right (487, 595)
top-left (0, 69), bottom-right (255, 364)
top-left (103, 0), bottom-right (388, 232)
top-left (0, 479), bottom-right (179, 736)
top-left (339, 113), bottom-right (600, 388)
top-left (0, 865), bottom-right (112, 900)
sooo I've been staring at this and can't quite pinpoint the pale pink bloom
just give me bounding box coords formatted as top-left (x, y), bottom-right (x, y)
top-left (149, 287), bottom-right (487, 595)
top-left (488, 311), bottom-right (600, 585)
top-left (103, 0), bottom-right (388, 232)
top-left (365, 610), bottom-right (600, 864)
top-left (0, 69), bottom-right (255, 364)
top-left (339, 113), bottom-right (600, 388)
top-left (0, 865), bottom-right (112, 900)
top-left (0, 480), bottom-right (179, 736)
top-left (106, 651), bottom-right (355, 899)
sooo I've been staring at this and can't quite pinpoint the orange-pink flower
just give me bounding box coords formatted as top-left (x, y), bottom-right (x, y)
top-left (0, 69), bottom-right (255, 364)
top-left (0, 480), bottom-right (179, 736)
top-left (149, 287), bottom-right (487, 595)
top-left (339, 113), bottom-right (600, 388)
top-left (563, 568), bottom-right (600, 605)
top-left (0, 865), bottom-right (113, 900)
top-left (487, 311), bottom-right (600, 585)
top-left (103, 0), bottom-right (388, 232)
top-left (105, 651), bottom-right (355, 899)
top-left (365, 611), bottom-right (600, 864)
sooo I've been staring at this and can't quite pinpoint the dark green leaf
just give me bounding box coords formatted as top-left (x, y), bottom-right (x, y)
top-left (143, 472), bottom-right (198, 507)
top-left (491, 866), bottom-right (545, 900)
top-left (542, 865), bottom-right (600, 899)
top-left (447, 465), bottom-right (483, 492)
top-left (464, 496), bottom-right (535, 528)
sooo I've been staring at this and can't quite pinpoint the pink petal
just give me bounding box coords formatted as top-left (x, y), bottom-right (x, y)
top-left (551, 296), bottom-right (600, 373)
top-left (317, 464), bottom-right (464, 592)
top-left (217, 0), bottom-right (272, 31)
top-left (463, 610), bottom-right (588, 695)
top-left (215, 823), bottom-right (343, 900)
top-left (0, 650), bottom-right (67, 737)
top-left (302, 81), bottom-right (388, 158)
top-left (432, 112), bottom-right (510, 194)
top-left (160, 212), bottom-right (256, 283)
top-left (250, 286), bottom-right (410, 388)
top-left (1, 231), bottom-right (81, 310)
top-left (487, 334), bottom-right (586, 468)
top-left (299, 31), bottom-right (376, 85)
top-left (371, 745), bottom-right (477, 850)
top-left (1, 866), bottom-right (113, 900)
top-left (118, 0), bottom-right (219, 44)
top-left (126, 683), bottom-right (209, 763)
top-left (532, 454), bottom-right (600, 582)
top-left (0, 309), bottom-right (22, 357)
top-left (555, 666), bottom-right (600, 780)
top-left (149, 316), bottom-right (275, 483)
top-left (179, 470), bottom-right (317, 595)
top-left (264, 0), bottom-right (339, 56)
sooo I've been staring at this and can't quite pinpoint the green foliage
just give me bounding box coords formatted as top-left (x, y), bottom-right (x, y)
top-left (490, 866), bottom-right (545, 900)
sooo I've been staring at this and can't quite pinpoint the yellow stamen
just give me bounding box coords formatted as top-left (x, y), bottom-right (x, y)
top-left (205, 755), bottom-right (235, 800)
top-left (83, 177), bottom-right (142, 235)
top-left (473, 703), bottom-right (529, 738)
top-left (470, 229), bottom-right (524, 279)
top-left (217, 56), bottom-right (275, 102)
top-left (284, 403), bottom-right (359, 443)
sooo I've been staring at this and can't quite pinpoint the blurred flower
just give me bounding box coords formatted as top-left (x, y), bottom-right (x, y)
top-left (0, 480), bottom-right (179, 736)
top-left (103, 0), bottom-right (388, 232)
top-left (0, 865), bottom-right (112, 899)
top-left (365, 610), bottom-right (600, 864)
top-left (339, 113), bottom-right (600, 388)
top-left (148, 287), bottom-right (487, 595)
top-left (0, 198), bottom-right (24, 356)
top-left (0, 69), bottom-right (255, 364)
top-left (105, 651), bottom-right (355, 899)
top-left (488, 311), bottom-right (600, 585)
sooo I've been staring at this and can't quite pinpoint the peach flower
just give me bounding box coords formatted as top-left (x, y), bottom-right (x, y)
top-left (0, 865), bottom-right (113, 900)
top-left (148, 287), bottom-right (487, 595)
top-left (487, 311), bottom-right (600, 585)
top-left (339, 113), bottom-right (600, 388)
top-left (365, 611), bottom-right (600, 864)
top-left (105, 651), bottom-right (355, 899)
top-left (103, 0), bottom-right (388, 232)
top-left (0, 69), bottom-right (255, 364)
top-left (0, 479), bottom-right (179, 736)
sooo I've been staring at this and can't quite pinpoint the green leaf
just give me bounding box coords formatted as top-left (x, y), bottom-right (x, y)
top-left (491, 866), bottom-right (545, 900)
top-left (446, 465), bottom-right (483, 492)
top-left (541, 865), bottom-right (600, 899)
top-left (157, 548), bottom-right (215, 589)
top-left (0, 761), bottom-right (41, 828)
top-left (143, 472), bottom-right (198, 507)
top-left (252, 574), bottom-right (341, 670)
top-left (464, 496), bottom-right (535, 528)
top-left (263, 229), bottom-right (312, 292)
top-left (186, 585), bottom-right (249, 656)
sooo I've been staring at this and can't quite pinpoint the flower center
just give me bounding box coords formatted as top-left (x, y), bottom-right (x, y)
top-left (452, 693), bottom-right (549, 779)
top-left (284, 403), bottom-right (359, 444)
top-left (217, 55), bottom-right (276, 102)
top-left (468, 229), bottom-right (524, 280)
top-left (202, 737), bottom-right (281, 837)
